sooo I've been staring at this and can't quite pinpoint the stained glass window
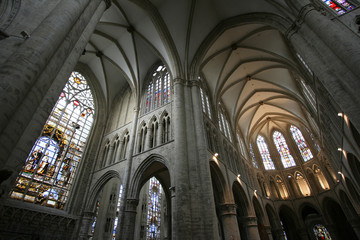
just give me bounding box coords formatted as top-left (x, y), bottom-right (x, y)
top-left (90, 200), bottom-right (100, 238)
top-left (273, 131), bottom-right (296, 168)
top-left (112, 185), bottom-right (123, 240)
top-left (321, 0), bottom-right (356, 15)
top-left (300, 79), bottom-right (316, 111)
top-left (144, 65), bottom-right (171, 113)
top-left (250, 143), bottom-right (258, 168)
top-left (313, 224), bottom-right (332, 240)
top-left (200, 88), bottom-right (206, 113)
top-left (257, 135), bottom-right (275, 170)
top-left (10, 71), bottom-right (94, 209)
top-left (290, 125), bottom-right (313, 162)
top-left (146, 177), bottom-right (162, 239)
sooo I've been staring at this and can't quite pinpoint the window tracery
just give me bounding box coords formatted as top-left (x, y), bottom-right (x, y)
top-left (290, 125), bottom-right (313, 162)
top-left (273, 131), bottom-right (296, 168)
top-left (10, 71), bottom-right (94, 209)
top-left (257, 135), bottom-right (275, 170)
top-left (250, 143), bottom-right (259, 168)
top-left (146, 177), bottom-right (162, 239)
top-left (144, 65), bottom-right (171, 113)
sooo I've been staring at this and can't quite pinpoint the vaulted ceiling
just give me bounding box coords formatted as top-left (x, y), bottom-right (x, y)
top-left (79, 0), bottom-right (315, 145)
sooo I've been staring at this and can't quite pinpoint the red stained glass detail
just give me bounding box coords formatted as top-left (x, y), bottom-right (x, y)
top-left (74, 100), bottom-right (79, 106)
top-left (60, 92), bottom-right (65, 98)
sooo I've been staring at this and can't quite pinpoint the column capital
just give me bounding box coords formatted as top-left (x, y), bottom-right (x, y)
top-left (173, 78), bottom-right (186, 86)
top-left (125, 198), bottom-right (139, 212)
top-left (219, 203), bottom-right (237, 216)
top-left (238, 216), bottom-right (258, 226)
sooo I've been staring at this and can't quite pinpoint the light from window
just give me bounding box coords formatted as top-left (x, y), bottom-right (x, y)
top-left (257, 135), bottom-right (275, 170)
top-left (112, 185), bottom-right (123, 240)
top-left (273, 131), bottom-right (296, 168)
top-left (290, 125), bottom-right (313, 162)
top-left (146, 177), bottom-right (162, 239)
top-left (313, 224), bottom-right (332, 239)
top-left (10, 72), bottom-right (95, 209)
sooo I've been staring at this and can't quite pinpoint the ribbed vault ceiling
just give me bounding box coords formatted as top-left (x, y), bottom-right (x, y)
top-left (79, 0), bottom-right (314, 145)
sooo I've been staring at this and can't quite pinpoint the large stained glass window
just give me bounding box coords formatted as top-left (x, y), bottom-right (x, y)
top-left (273, 131), bottom-right (296, 168)
top-left (144, 65), bottom-right (171, 113)
top-left (10, 72), bottom-right (94, 209)
top-left (147, 177), bottom-right (162, 239)
top-left (313, 224), bottom-right (332, 240)
top-left (250, 143), bottom-right (258, 168)
top-left (320, 0), bottom-right (356, 15)
top-left (290, 125), bottom-right (313, 162)
top-left (257, 135), bottom-right (275, 170)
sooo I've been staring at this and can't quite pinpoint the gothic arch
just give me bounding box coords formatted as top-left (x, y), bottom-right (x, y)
top-left (128, 154), bottom-right (171, 200)
top-left (279, 205), bottom-right (301, 240)
top-left (253, 196), bottom-right (268, 240)
top-left (265, 204), bottom-right (281, 240)
top-left (85, 170), bottom-right (122, 212)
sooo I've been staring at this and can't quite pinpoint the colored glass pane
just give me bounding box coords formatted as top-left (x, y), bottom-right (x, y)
top-left (321, 0), bottom-right (347, 14)
top-left (257, 135), bottom-right (275, 170)
top-left (273, 131), bottom-right (296, 168)
top-left (313, 224), bottom-right (332, 240)
top-left (112, 185), bottom-right (123, 240)
top-left (10, 71), bottom-right (94, 209)
top-left (306, 128), bottom-right (321, 152)
top-left (146, 177), bottom-right (162, 239)
top-left (290, 125), bottom-right (313, 162)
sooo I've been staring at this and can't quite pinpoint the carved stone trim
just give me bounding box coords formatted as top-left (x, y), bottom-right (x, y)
top-left (173, 78), bottom-right (186, 86)
top-left (285, 4), bottom-right (315, 39)
top-left (219, 203), bottom-right (237, 216)
top-left (0, 0), bottom-right (21, 31)
top-left (125, 198), bottom-right (139, 212)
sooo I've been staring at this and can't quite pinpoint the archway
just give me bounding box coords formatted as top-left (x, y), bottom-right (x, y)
top-left (232, 181), bottom-right (250, 240)
top-left (253, 197), bottom-right (269, 240)
top-left (265, 204), bottom-right (282, 240)
top-left (279, 205), bottom-right (301, 240)
top-left (323, 197), bottom-right (358, 239)
top-left (124, 155), bottom-right (172, 240)
top-left (347, 153), bottom-right (360, 187)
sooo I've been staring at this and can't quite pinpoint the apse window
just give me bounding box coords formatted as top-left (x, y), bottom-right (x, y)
top-left (10, 72), bottom-right (95, 209)
top-left (320, 0), bottom-right (357, 15)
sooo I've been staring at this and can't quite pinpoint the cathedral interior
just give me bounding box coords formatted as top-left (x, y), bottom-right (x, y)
top-left (1, 0), bottom-right (360, 239)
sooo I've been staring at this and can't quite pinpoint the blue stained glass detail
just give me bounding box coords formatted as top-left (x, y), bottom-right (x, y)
top-left (146, 177), bottom-right (162, 239)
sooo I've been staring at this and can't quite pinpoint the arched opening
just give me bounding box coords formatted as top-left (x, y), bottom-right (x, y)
top-left (233, 181), bottom-right (250, 240)
top-left (126, 156), bottom-right (172, 240)
top-left (279, 205), bottom-right (301, 240)
top-left (265, 204), bottom-right (282, 240)
top-left (347, 153), bottom-right (360, 187)
top-left (345, 177), bottom-right (360, 204)
top-left (90, 177), bottom-right (122, 240)
top-left (253, 197), bottom-right (269, 240)
top-left (323, 197), bottom-right (358, 239)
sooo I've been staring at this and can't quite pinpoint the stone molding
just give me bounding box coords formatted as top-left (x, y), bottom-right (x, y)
top-left (125, 198), bottom-right (139, 212)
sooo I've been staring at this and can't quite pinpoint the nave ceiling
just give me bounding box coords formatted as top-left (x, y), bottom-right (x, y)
top-left (80, 0), bottom-right (316, 144)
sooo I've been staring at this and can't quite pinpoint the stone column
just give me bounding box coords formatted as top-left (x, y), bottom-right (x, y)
top-left (265, 226), bottom-right (273, 240)
top-left (171, 78), bottom-right (192, 239)
top-left (114, 140), bottom-right (123, 163)
top-left (119, 198), bottom-right (139, 239)
top-left (0, 0), bottom-right (107, 166)
top-left (240, 216), bottom-right (261, 240)
top-left (219, 204), bottom-right (241, 240)
top-left (116, 107), bottom-right (139, 240)
top-left (286, 2), bottom-right (360, 131)
top-left (78, 211), bottom-right (95, 240)
top-left (145, 125), bottom-right (153, 150)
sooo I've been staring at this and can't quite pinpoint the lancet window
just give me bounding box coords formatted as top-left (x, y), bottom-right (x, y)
top-left (144, 65), bottom-right (171, 113)
top-left (290, 125), bottom-right (313, 162)
top-left (257, 135), bottom-right (275, 170)
top-left (273, 131), bottom-right (296, 168)
top-left (10, 71), bottom-right (95, 209)
top-left (200, 87), bottom-right (212, 119)
top-left (146, 177), bottom-right (162, 239)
